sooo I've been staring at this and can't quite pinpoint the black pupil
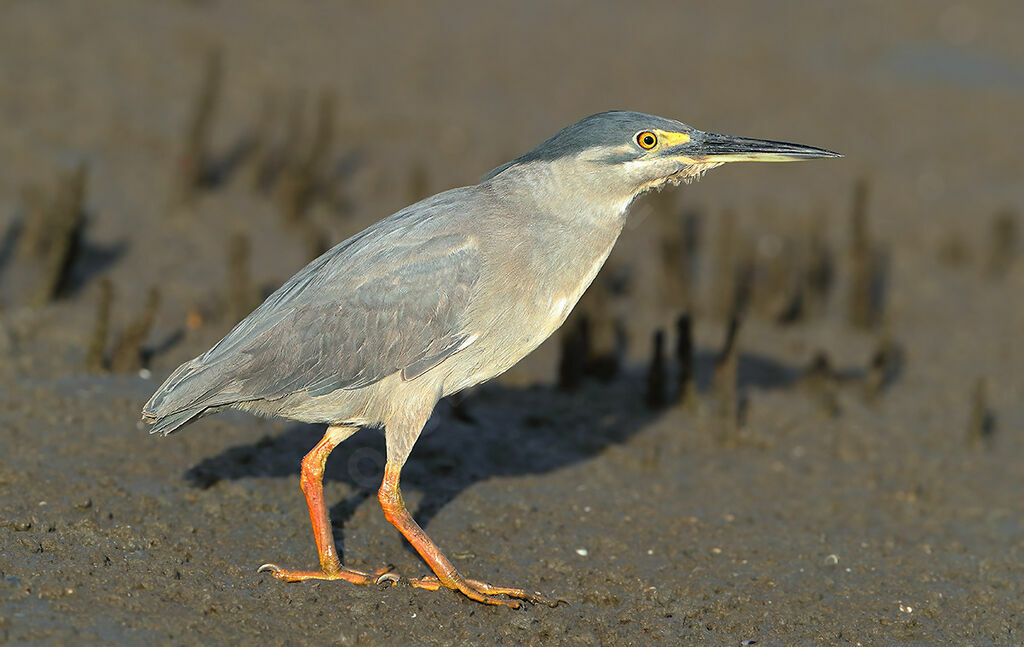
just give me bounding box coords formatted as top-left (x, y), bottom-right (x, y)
top-left (642, 134), bottom-right (655, 146)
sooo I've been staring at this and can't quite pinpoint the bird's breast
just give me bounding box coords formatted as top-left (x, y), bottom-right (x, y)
top-left (446, 220), bottom-right (621, 391)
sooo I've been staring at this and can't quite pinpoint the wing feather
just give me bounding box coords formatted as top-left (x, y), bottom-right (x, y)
top-left (143, 204), bottom-right (481, 423)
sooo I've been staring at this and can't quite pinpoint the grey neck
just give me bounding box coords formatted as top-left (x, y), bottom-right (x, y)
top-left (483, 159), bottom-right (638, 229)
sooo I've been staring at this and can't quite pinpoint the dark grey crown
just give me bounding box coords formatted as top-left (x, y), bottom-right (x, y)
top-left (482, 111), bottom-right (693, 181)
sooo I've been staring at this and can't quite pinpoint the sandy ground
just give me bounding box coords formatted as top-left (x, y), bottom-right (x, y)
top-left (1, 1), bottom-right (1023, 645)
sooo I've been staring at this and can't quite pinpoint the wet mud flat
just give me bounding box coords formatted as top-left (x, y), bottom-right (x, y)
top-left (2, 2), bottom-right (1024, 645)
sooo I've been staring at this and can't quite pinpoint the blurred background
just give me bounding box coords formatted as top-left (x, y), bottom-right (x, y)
top-left (1, 2), bottom-right (1021, 645)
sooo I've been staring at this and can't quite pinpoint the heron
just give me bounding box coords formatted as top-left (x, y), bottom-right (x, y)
top-left (143, 111), bottom-right (839, 607)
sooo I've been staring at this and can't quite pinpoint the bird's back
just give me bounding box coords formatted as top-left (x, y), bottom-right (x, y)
top-left (143, 187), bottom-right (484, 435)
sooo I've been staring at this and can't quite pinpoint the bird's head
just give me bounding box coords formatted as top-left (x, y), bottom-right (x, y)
top-left (484, 111), bottom-right (840, 203)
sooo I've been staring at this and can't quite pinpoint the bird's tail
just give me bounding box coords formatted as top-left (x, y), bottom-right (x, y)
top-left (142, 407), bottom-right (204, 436)
top-left (141, 357), bottom-right (227, 435)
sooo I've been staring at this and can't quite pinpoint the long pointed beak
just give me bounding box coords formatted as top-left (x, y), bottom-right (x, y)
top-left (689, 131), bottom-right (841, 163)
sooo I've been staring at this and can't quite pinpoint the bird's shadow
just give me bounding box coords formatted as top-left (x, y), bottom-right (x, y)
top-left (183, 347), bottom-right (886, 561)
top-left (185, 373), bottom-right (663, 560)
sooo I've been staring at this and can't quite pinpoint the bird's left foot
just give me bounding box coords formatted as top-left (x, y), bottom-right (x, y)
top-left (381, 574), bottom-right (564, 608)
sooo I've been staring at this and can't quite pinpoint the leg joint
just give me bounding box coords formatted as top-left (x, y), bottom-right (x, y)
top-left (377, 464), bottom-right (406, 521)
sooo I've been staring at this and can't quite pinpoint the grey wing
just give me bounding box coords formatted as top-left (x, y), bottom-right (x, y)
top-left (270, 234), bottom-right (480, 397)
top-left (144, 231), bottom-right (480, 426)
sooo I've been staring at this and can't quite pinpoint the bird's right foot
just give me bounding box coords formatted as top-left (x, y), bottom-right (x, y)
top-left (387, 573), bottom-right (564, 608)
top-left (257, 562), bottom-right (393, 585)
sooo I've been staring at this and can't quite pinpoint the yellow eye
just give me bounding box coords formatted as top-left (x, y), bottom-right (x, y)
top-left (637, 131), bottom-right (658, 150)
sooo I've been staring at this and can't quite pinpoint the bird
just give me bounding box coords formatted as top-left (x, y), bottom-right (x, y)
top-left (143, 111), bottom-right (839, 608)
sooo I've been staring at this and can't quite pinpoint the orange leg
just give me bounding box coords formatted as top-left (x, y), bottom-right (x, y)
top-left (377, 461), bottom-right (559, 608)
top-left (258, 426), bottom-right (391, 584)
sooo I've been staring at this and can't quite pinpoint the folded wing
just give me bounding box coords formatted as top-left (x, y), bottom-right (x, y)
top-left (143, 224), bottom-right (480, 434)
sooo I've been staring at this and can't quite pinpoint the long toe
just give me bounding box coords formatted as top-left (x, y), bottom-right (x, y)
top-left (407, 575), bottom-right (561, 608)
top-left (257, 562), bottom-right (393, 585)
top-left (464, 578), bottom-right (565, 607)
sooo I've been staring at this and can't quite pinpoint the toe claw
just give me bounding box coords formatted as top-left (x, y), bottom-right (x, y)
top-left (517, 590), bottom-right (565, 607)
top-left (256, 563), bottom-right (279, 574)
top-left (375, 572), bottom-right (400, 586)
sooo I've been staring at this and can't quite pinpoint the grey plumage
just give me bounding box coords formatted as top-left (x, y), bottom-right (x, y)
top-left (142, 111), bottom-right (838, 606)
top-left (144, 111), bottom-right (839, 437)
top-left (144, 188), bottom-right (481, 434)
